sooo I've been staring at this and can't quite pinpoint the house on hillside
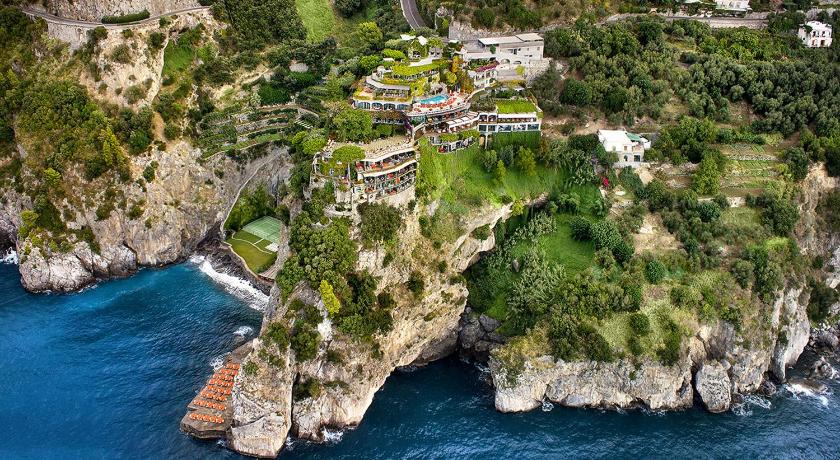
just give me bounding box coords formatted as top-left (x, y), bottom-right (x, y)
top-left (476, 34), bottom-right (545, 60)
top-left (799, 21), bottom-right (833, 48)
top-left (597, 129), bottom-right (651, 168)
top-left (714, 0), bottom-right (750, 11)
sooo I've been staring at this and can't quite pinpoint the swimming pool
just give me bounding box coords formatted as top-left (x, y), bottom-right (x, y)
top-left (417, 94), bottom-right (448, 104)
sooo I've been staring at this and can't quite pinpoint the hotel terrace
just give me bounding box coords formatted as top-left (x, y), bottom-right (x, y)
top-left (349, 33), bottom-right (547, 145)
top-left (311, 137), bottom-right (418, 204)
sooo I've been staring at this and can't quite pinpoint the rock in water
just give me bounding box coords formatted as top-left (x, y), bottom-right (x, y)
top-left (814, 331), bottom-right (839, 350)
top-left (695, 361), bottom-right (732, 414)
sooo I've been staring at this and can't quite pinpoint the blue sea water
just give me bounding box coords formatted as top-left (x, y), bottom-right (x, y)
top-left (1, 258), bottom-right (838, 459)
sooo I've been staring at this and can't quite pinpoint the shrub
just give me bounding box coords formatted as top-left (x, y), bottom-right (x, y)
top-left (293, 378), bottom-right (321, 401)
top-left (627, 335), bottom-right (644, 356)
top-left (629, 312), bottom-right (651, 336)
top-left (589, 220), bottom-right (621, 250)
top-left (658, 317), bottom-right (682, 366)
top-left (644, 259), bottom-right (666, 284)
top-left (109, 44), bottom-right (133, 64)
top-left (783, 147), bottom-right (809, 182)
top-left (407, 271), bottom-right (424, 298)
top-left (807, 278), bottom-right (838, 324)
top-left (291, 322), bottom-right (320, 361)
top-left (265, 322), bottom-right (290, 350)
top-left (569, 216), bottom-right (591, 241)
top-left (612, 240), bottom-right (635, 265)
top-left (243, 361), bottom-right (258, 376)
top-left (697, 201), bottom-right (721, 223)
top-left (472, 224), bottom-right (491, 240)
top-left (148, 32), bottom-right (165, 50)
top-left (730, 259), bottom-right (754, 289)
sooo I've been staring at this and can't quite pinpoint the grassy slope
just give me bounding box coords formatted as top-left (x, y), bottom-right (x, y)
top-left (295, 0), bottom-right (337, 42)
top-left (162, 37), bottom-right (194, 80)
top-left (482, 213), bottom-right (597, 324)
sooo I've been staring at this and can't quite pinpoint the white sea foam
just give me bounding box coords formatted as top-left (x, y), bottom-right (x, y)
top-left (210, 354), bottom-right (227, 371)
top-left (784, 383), bottom-right (830, 407)
top-left (731, 394), bottom-right (772, 417)
top-left (322, 427), bottom-right (345, 443)
top-left (541, 399), bottom-right (554, 412)
top-left (234, 326), bottom-right (254, 337)
top-left (472, 362), bottom-right (491, 375)
top-left (189, 255), bottom-right (269, 311)
top-left (1, 248), bottom-right (18, 265)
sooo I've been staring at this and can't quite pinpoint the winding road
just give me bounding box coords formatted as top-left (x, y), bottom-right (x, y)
top-left (400, 0), bottom-right (427, 30)
top-left (21, 6), bottom-right (211, 29)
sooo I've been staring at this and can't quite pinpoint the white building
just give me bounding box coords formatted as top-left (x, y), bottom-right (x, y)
top-left (476, 33), bottom-right (545, 60)
top-left (799, 21), bottom-right (833, 48)
top-left (597, 130), bottom-right (651, 168)
top-left (714, 0), bottom-right (750, 11)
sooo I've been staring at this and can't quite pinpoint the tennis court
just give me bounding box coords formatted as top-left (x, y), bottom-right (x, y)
top-left (226, 216), bottom-right (283, 273)
top-left (242, 216), bottom-right (282, 243)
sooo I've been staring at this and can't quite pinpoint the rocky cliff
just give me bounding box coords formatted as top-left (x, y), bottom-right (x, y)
top-left (1, 143), bottom-right (290, 292)
top-left (30, 0), bottom-right (200, 22)
top-left (488, 280), bottom-right (812, 414)
top-left (227, 200), bottom-right (518, 458)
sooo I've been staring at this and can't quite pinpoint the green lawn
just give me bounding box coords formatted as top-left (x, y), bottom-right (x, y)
top-left (469, 212), bottom-right (597, 329)
top-left (495, 99), bottom-right (538, 114)
top-left (162, 37), bottom-right (195, 80)
top-left (295, 0), bottom-right (337, 42)
top-left (227, 229), bottom-right (277, 273)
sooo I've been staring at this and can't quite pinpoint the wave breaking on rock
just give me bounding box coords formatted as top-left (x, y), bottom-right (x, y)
top-left (189, 255), bottom-right (269, 311)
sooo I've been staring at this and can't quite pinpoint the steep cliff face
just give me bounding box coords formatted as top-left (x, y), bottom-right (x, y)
top-left (31, 0), bottom-right (200, 22)
top-left (3, 143), bottom-right (290, 292)
top-left (486, 282), bottom-right (812, 414)
top-left (228, 201), bottom-right (518, 458)
top-left (491, 353), bottom-right (694, 412)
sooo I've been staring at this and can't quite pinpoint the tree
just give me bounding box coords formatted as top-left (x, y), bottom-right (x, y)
top-left (493, 159), bottom-right (507, 183)
top-left (320, 280), bottom-right (341, 317)
top-left (358, 202), bottom-right (402, 243)
top-left (783, 147), bottom-right (809, 182)
top-left (353, 22), bottom-right (383, 53)
top-left (692, 153), bottom-right (722, 195)
top-left (645, 259), bottom-right (666, 284)
top-left (516, 147), bottom-right (537, 176)
top-left (560, 78), bottom-right (592, 106)
top-left (335, 0), bottom-right (362, 18)
top-left (332, 107), bottom-right (372, 141)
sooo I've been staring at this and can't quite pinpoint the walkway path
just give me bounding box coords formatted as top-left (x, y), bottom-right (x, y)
top-left (21, 6), bottom-right (211, 29)
top-left (400, 0), bottom-right (427, 30)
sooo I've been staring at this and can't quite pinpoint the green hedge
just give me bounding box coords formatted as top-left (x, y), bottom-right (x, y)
top-left (102, 10), bottom-right (150, 24)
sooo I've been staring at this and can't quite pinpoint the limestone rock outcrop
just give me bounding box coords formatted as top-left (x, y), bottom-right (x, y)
top-left (229, 201), bottom-right (522, 458)
top-left (31, 0), bottom-right (200, 22)
top-left (694, 361), bottom-right (731, 413)
top-left (490, 354), bottom-right (694, 413)
top-left (5, 143), bottom-right (291, 292)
